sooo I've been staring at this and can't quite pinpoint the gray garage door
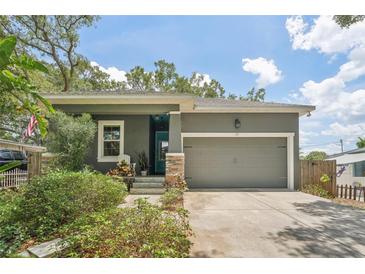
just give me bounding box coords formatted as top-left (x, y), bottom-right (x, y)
top-left (184, 137), bottom-right (287, 188)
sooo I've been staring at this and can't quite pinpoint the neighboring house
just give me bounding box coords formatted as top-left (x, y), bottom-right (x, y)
top-left (327, 148), bottom-right (365, 187)
top-left (43, 91), bottom-right (314, 190)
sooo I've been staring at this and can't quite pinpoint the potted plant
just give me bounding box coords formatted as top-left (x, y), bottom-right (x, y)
top-left (137, 151), bottom-right (149, 176)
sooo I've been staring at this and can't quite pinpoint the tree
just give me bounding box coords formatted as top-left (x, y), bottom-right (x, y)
top-left (125, 66), bottom-right (154, 91)
top-left (227, 93), bottom-right (238, 100)
top-left (303, 151), bottom-right (328, 161)
top-left (243, 87), bottom-right (266, 102)
top-left (356, 137), bottom-right (365, 148)
top-left (0, 15), bottom-right (99, 91)
top-left (125, 60), bottom-right (226, 98)
top-left (153, 60), bottom-right (178, 91)
top-left (333, 15), bottom-right (365, 28)
top-left (0, 36), bottom-right (54, 138)
top-left (47, 112), bottom-right (96, 171)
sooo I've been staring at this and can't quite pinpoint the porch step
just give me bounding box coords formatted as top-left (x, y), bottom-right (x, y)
top-left (133, 182), bottom-right (164, 188)
top-left (130, 188), bottom-right (165, 195)
top-left (134, 176), bottom-right (165, 183)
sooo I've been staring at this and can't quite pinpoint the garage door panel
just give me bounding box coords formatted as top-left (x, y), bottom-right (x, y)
top-left (184, 137), bottom-right (287, 188)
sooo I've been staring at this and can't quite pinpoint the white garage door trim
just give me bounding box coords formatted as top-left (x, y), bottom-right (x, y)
top-left (181, 132), bottom-right (295, 190)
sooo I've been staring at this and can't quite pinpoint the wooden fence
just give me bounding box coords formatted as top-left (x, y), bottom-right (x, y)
top-left (336, 185), bottom-right (365, 202)
top-left (300, 160), bottom-right (337, 195)
top-left (0, 168), bottom-right (28, 189)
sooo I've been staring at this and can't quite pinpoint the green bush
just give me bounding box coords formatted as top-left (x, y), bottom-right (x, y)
top-left (60, 199), bottom-right (192, 258)
top-left (0, 190), bottom-right (27, 256)
top-left (0, 170), bottom-right (127, 257)
top-left (302, 184), bottom-right (334, 199)
top-left (47, 111), bottom-right (96, 171)
top-left (159, 188), bottom-right (184, 210)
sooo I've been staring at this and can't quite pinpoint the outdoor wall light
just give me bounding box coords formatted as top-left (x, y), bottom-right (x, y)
top-left (234, 118), bottom-right (241, 129)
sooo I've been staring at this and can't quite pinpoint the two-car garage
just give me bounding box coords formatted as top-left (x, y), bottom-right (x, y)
top-left (183, 134), bottom-right (293, 189)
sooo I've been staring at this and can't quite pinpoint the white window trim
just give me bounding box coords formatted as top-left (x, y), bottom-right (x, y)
top-left (97, 120), bottom-right (125, 162)
top-left (180, 132), bottom-right (295, 190)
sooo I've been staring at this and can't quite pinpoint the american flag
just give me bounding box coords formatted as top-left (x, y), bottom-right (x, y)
top-left (22, 115), bottom-right (38, 139)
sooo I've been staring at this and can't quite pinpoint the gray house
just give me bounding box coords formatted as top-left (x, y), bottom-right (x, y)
top-left (44, 91), bottom-right (314, 190)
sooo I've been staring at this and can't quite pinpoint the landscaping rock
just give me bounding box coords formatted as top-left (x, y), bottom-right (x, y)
top-left (27, 238), bottom-right (68, 258)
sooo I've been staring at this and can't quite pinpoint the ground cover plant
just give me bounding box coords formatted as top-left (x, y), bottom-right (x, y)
top-left (58, 198), bottom-right (192, 258)
top-left (0, 170), bottom-right (127, 257)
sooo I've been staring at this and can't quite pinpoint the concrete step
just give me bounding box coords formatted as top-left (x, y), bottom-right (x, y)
top-left (134, 176), bottom-right (165, 183)
top-left (130, 188), bottom-right (165, 195)
top-left (133, 182), bottom-right (164, 188)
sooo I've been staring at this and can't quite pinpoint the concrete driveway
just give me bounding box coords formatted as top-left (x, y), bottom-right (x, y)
top-left (184, 190), bottom-right (365, 257)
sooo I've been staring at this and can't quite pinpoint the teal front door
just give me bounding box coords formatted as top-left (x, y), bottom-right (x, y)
top-left (155, 131), bottom-right (169, 174)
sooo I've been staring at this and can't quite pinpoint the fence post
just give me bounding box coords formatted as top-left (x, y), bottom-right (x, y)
top-left (349, 185), bottom-right (352, 200)
top-left (340, 185), bottom-right (343, 198)
top-left (354, 186), bottom-right (357, 200)
top-left (28, 152), bottom-right (42, 180)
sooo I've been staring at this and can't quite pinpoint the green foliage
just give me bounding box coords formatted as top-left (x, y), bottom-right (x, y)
top-left (0, 16), bottom-right (100, 92)
top-left (159, 188), bottom-right (184, 211)
top-left (47, 111), bottom-right (96, 171)
top-left (302, 184), bottom-right (334, 199)
top-left (0, 170), bottom-right (127, 257)
top-left (137, 151), bottom-right (149, 171)
top-left (244, 87), bottom-right (266, 102)
top-left (304, 151), bottom-right (327, 161)
top-left (333, 15), bottom-right (365, 28)
top-left (0, 35), bottom-right (54, 138)
top-left (320, 174), bottom-right (331, 184)
top-left (0, 190), bottom-right (27, 256)
top-left (60, 199), bottom-right (192, 258)
top-left (356, 137), bottom-right (365, 148)
top-left (0, 160), bottom-right (21, 173)
top-left (125, 59), bottom-right (226, 98)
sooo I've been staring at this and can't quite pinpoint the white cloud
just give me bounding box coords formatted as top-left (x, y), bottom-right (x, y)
top-left (287, 16), bottom-right (365, 153)
top-left (191, 73), bottom-right (212, 87)
top-left (321, 122), bottom-right (365, 137)
top-left (286, 15), bottom-right (365, 54)
top-left (242, 57), bottom-right (283, 88)
top-left (299, 130), bottom-right (319, 145)
top-left (299, 49), bottom-right (365, 119)
top-left (286, 16), bottom-right (365, 120)
top-left (90, 61), bottom-right (127, 82)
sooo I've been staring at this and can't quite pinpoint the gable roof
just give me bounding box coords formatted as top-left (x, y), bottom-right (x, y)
top-left (42, 89), bottom-right (315, 116)
top-left (327, 147), bottom-right (365, 165)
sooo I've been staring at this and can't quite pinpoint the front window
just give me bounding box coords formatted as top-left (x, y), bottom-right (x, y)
top-left (103, 126), bottom-right (120, 156)
top-left (353, 161), bottom-right (365, 177)
top-left (98, 121), bottom-right (124, 162)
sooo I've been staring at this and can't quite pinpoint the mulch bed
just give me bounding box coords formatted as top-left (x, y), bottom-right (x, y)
top-left (333, 198), bottom-right (365, 210)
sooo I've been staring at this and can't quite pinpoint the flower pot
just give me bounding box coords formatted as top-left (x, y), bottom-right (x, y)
top-left (141, 170), bottom-right (148, 176)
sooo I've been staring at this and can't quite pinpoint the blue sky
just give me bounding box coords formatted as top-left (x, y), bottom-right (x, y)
top-left (78, 16), bottom-right (365, 154)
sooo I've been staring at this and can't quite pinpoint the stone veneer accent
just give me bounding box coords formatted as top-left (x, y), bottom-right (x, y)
top-left (165, 153), bottom-right (185, 185)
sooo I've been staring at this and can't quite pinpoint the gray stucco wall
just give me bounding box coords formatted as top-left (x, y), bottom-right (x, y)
top-left (168, 113), bottom-right (182, 153)
top-left (85, 115), bottom-right (150, 173)
top-left (181, 113), bottom-right (300, 189)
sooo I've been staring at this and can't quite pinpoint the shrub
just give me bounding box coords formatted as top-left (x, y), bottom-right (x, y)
top-left (137, 151), bottom-right (149, 171)
top-left (0, 190), bottom-right (27, 256)
top-left (164, 174), bottom-right (188, 190)
top-left (107, 160), bottom-right (135, 177)
top-left (302, 184), bottom-right (335, 199)
top-left (47, 111), bottom-right (96, 171)
top-left (159, 188), bottom-right (184, 211)
top-left (60, 199), bottom-right (192, 258)
top-left (0, 170), bottom-right (127, 257)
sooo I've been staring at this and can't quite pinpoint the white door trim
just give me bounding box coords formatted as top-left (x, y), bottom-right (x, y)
top-left (181, 132), bottom-right (295, 190)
